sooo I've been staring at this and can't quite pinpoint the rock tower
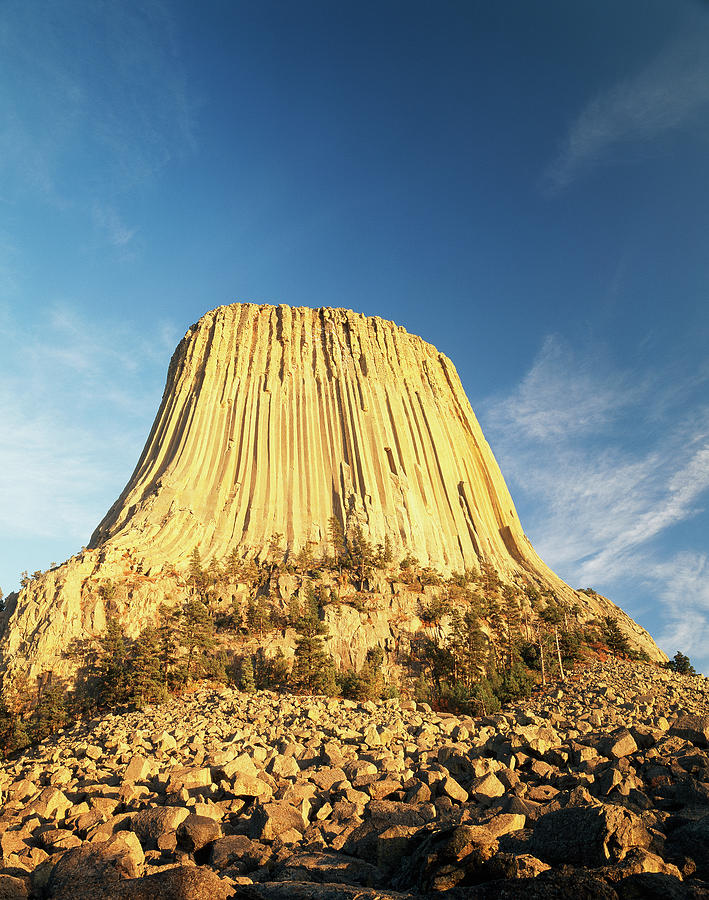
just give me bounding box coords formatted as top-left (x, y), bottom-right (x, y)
top-left (91, 304), bottom-right (551, 577)
top-left (0, 303), bottom-right (664, 688)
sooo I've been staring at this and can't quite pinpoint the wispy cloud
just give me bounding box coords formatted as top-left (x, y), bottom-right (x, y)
top-left (544, 25), bottom-right (709, 191)
top-left (92, 204), bottom-right (138, 250)
top-left (653, 552), bottom-right (709, 663)
top-left (0, 304), bottom-right (179, 584)
top-left (0, 1), bottom-right (196, 248)
top-left (481, 335), bottom-right (709, 669)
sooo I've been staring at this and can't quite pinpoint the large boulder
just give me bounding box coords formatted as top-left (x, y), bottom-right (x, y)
top-left (129, 806), bottom-right (190, 849)
top-left (531, 804), bottom-right (650, 866)
top-left (47, 866), bottom-right (231, 900)
top-left (670, 716), bottom-right (709, 748)
top-left (45, 832), bottom-right (145, 896)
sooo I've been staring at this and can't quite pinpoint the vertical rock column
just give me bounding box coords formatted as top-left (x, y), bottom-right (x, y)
top-left (89, 303), bottom-right (556, 583)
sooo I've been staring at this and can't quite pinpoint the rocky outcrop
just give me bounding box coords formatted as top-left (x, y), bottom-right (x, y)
top-left (0, 303), bottom-right (665, 689)
top-left (0, 659), bottom-right (707, 897)
top-left (89, 303), bottom-right (551, 576)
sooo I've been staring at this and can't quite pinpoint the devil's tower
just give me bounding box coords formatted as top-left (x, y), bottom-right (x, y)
top-left (90, 303), bottom-right (549, 578)
top-left (0, 303), bottom-right (664, 688)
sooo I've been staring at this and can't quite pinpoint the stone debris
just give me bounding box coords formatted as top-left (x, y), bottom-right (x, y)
top-left (0, 658), bottom-right (707, 897)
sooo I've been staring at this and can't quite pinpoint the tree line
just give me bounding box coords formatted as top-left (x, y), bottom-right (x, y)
top-left (0, 534), bottom-right (694, 756)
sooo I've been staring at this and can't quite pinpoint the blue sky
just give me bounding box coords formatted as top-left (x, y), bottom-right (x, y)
top-left (1, 1), bottom-right (708, 669)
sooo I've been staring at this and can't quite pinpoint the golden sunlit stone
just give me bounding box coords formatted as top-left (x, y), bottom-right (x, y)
top-left (0, 303), bottom-right (664, 688)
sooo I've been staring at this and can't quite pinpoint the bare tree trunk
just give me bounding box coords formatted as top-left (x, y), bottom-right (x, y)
top-left (555, 626), bottom-right (565, 680)
top-left (538, 627), bottom-right (546, 686)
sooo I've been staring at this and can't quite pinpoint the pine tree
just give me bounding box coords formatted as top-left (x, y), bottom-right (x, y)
top-left (0, 674), bottom-right (32, 756)
top-left (342, 645), bottom-right (386, 701)
top-left (668, 651), bottom-right (696, 675)
top-left (97, 617), bottom-right (130, 706)
top-left (156, 603), bottom-right (180, 689)
top-left (541, 597), bottom-right (566, 679)
top-left (255, 649), bottom-right (290, 690)
top-left (449, 608), bottom-right (488, 690)
top-left (177, 598), bottom-right (215, 683)
top-left (292, 587), bottom-right (336, 693)
top-left (347, 524), bottom-right (375, 588)
top-left (328, 516), bottom-right (347, 571)
top-left (206, 557), bottom-right (223, 590)
top-left (294, 542), bottom-right (316, 573)
top-left (268, 533), bottom-right (285, 571)
top-left (0, 698), bottom-right (27, 756)
top-left (374, 534), bottom-right (394, 568)
top-left (246, 596), bottom-right (272, 635)
top-left (286, 593), bottom-right (301, 626)
top-left (479, 562), bottom-right (503, 665)
top-left (501, 584), bottom-right (522, 671)
top-left (224, 547), bottom-right (243, 580)
top-left (130, 626), bottom-right (167, 704)
top-left (239, 655), bottom-right (256, 693)
top-left (31, 679), bottom-right (68, 741)
top-left (189, 547), bottom-right (204, 592)
top-left (602, 616), bottom-right (630, 655)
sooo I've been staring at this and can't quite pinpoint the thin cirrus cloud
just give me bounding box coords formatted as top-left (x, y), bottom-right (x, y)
top-left (0, 1), bottom-right (196, 244)
top-left (92, 204), bottom-right (139, 251)
top-left (480, 334), bottom-right (709, 667)
top-left (0, 302), bottom-right (178, 544)
top-left (653, 552), bottom-right (709, 663)
top-left (544, 25), bottom-right (709, 191)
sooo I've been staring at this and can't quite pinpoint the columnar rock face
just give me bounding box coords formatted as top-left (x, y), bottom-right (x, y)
top-left (89, 303), bottom-right (555, 580)
top-left (0, 303), bottom-right (665, 688)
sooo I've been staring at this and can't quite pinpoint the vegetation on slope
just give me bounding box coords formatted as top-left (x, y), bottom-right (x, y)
top-left (0, 527), bottom-right (686, 758)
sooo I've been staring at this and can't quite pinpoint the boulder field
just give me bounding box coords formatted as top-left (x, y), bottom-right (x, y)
top-left (1, 658), bottom-right (708, 898)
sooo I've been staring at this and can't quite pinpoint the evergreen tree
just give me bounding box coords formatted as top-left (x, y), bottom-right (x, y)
top-left (602, 616), bottom-right (630, 655)
top-left (667, 650), bottom-right (696, 675)
top-left (469, 677), bottom-right (501, 715)
top-left (0, 687), bottom-right (29, 756)
top-left (177, 598), bottom-right (215, 683)
top-left (98, 580), bottom-right (117, 604)
top-left (268, 533), bottom-right (285, 571)
top-left (293, 543), bottom-right (316, 573)
top-left (449, 607), bottom-right (488, 690)
top-left (257, 649), bottom-right (291, 690)
top-left (420, 595), bottom-right (450, 626)
top-left (341, 646), bottom-right (386, 701)
top-left (501, 584), bottom-right (523, 671)
top-left (292, 587), bottom-right (336, 693)
top-left (328, 516), bottom-right (347, 570)
top-left (540, 597), bottom-right (566, 679)
top-left (188, 547), bottom-right (205, 592)
top-left (239, 655), bottom-right (256, 693)
top-left (286, 593), bottom-right (301, 626)
top-left (246, 596), bottom-right (272, 635)
top-left (479, 562), bottom-right (503, 664)
top-left (31, 679), bottom-right (68, 741)
top-left (374, 534), bottom-right (394, 568)
top-left (495, 659), bottom-right (534, 704)
top-left (414, 634), bottom-right (455, 701)
top-left (347, 524), bottom-right (375, 588)
top-left (206, 557), bottom-right (223, 590)
top-left (97, 617), bottom-right (130, 706)
top-left (156, 603), bottom-right (180, 689)
top-left (130, 626), bottom-right (167, 704)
